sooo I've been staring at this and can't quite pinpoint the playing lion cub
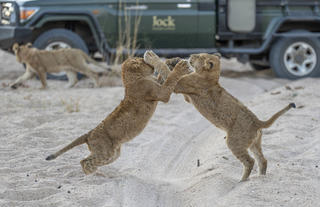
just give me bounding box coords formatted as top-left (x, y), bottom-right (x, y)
top-left (46, 57), bottom-right (189, 175)
top-left (144, 51), bottom-right (295, 181)
top-left (10, 43), bottom-right (106, 89)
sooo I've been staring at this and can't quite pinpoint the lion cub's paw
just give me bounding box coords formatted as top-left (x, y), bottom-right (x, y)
top-left (10, 82), bottom-right (24, 89)
top-left (10, 83), bottom-right (18, 89)
top-left (165, 57), bottom-right (182, 70)
top-left (144, 50), bottom-right (161, 66)
top-left (174, 60), bottom-right (191, 75)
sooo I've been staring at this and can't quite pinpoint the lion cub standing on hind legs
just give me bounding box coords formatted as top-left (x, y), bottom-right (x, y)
top-left (10, 43), bottom-right (104, 89)
top-left (46, 56), bottom-right (190, 175)
top-left (144, 50), bottom-right (296, 181)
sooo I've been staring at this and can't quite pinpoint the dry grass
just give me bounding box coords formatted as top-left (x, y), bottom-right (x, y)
top-left (100, 0), bottom-right (141, 86)
top-left (87, 1), bottom-right (141, 84)
top-left (61, 98), bottom-right (80, 113)
top-left (111, 0), bottom-right (142, 65)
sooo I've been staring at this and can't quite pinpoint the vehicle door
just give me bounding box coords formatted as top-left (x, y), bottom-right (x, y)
top-left (119, 0), bottom-right (199, 49)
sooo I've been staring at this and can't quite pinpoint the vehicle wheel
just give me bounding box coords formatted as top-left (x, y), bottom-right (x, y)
top-left (269, 33), bottom-right (320, 79)
top-left (33, 28), bottom-right (88, 80)
top-left (250, 63), bottom-right (270, 71)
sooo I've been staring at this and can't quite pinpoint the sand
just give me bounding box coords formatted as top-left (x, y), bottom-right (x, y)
top-left (0, 49), bottom-right (319, 206)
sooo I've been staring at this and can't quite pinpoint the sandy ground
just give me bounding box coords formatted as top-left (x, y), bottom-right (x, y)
top-left (0, 49), bottom-right (319, 207)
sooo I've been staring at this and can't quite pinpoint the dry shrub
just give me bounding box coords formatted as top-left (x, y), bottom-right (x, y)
top-left (61, 98), bottom-right (80, 113)
top-left (111, 0), bottom-right (141, 65)
top-left (89, 0), bottom-right (141, 86)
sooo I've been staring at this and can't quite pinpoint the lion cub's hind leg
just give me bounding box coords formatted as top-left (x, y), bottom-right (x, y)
top-left (80, 154), bottom-right (98, 174)
top-left (226, 134), bottom-right (255, 182)
top-left (65, 71), bottom-right (78, 88)
top-left (38, 70), bottom-right (48, 89)
top-left (249, 129), bottom-right (267, 175)
top-left (80, 146), bottom-right (121, 175)
top-left (78, 65), bottom-right (100, 88)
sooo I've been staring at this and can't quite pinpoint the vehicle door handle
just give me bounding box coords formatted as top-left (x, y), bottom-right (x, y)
top-left (177, 3), bottom-right (192, 9)
top-left (125, 5), bottom-right (148, 10)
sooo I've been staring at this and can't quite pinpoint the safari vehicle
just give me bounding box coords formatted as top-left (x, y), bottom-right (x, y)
top-left (0, 0), bottom-right (320, 79)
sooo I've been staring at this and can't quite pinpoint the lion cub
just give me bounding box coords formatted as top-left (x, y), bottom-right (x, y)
top-left (46, 57), bottom-right (189, 175)
top-left (10, 43), bottom-right (106, 89)
top-left (145, 51), bottom-right (295, 181)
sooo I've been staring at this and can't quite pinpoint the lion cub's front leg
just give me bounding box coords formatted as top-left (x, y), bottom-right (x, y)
top-left (144, 50), bottom-right (171, 83)
top-left (157, 60), bottom-right (190, 102)
top-left (10, 65), bottom-right (35, 89)
top-left (145, 60), bottom-right (190, 103)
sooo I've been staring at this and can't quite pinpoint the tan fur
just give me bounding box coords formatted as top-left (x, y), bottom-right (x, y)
top-left (46, 56), bottom-right (189, 175)
top-left (145, 51), bottom-right (295, 181)
top-left (10, 43), bottom-right (106, 89)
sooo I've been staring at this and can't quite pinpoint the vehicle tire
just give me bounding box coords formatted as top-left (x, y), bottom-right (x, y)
top-left (269, 33), bottom-right (320, 79)
top-left (250, 63), bottom-right (270, 71)
top-left (33, 28), bottom-right (88, 80)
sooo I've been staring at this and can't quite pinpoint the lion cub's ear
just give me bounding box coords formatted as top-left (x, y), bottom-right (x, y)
top-left (12, 43), bottom-right (19, 53)
top-left (26, 43), bottom-right (32, 48)
top-left (206, 60), bottom-right (215, 70)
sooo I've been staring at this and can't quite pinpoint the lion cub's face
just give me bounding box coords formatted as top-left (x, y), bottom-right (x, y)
top-left (121, 58), bottom-right (155, 84)
top-left (12, 43), bottom-right (32, 63)
top-left (12, 43), bottom-right (22, 62)
top-left (140, 61), bottom-right (155, 76)
top-left (128, 58), bottom-right (154, 76)
top-left (189, 53), bottom-right (221, 78)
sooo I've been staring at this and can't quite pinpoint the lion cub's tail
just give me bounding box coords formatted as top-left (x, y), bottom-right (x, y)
top-left (258, 103), bottom-right (296, 129)
top-left (80, 51), bottom-right (111, 72)
top-left (45, 131), bottom-right (90, 161)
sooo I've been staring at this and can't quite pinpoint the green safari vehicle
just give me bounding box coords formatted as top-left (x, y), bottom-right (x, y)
top-left (1, 0), bottom-right (320, 79)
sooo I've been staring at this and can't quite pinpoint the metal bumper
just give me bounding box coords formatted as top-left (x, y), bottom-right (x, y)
top-left (0, 26), bottom-right (32, 50)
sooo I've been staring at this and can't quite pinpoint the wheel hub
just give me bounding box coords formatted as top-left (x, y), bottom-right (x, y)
top-left (293, 50), bottom-right (305, 65)
top-left (284, 42), bottom-right (317, 76)
top-left (45, 41), bottom-right (71, 50)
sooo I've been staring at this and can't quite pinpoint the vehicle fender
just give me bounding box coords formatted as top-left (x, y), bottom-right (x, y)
top-left (263, 16), bottom-right (320, 40)
top-left (26, 11), bottom-right (109, 53)
top-left (220, 16), bottom-right (320, 54)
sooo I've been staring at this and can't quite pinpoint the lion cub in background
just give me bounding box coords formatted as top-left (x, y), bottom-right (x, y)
top-left (10, 43), bottom-right (106, 89)
top-left (145, 51), bottom-right (295, 181)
